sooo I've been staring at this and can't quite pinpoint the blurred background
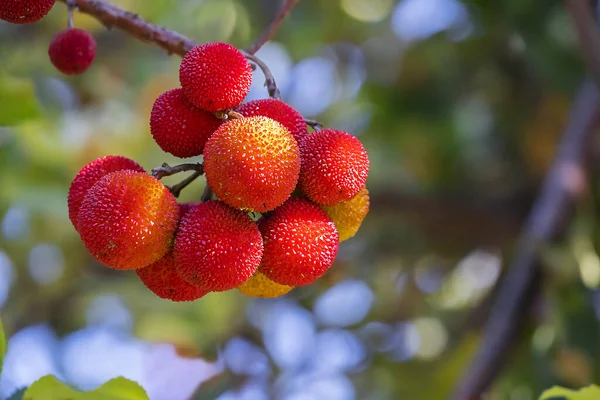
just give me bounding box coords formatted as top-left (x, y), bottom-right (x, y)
top-left (0, 0), bottom-right (598, 399)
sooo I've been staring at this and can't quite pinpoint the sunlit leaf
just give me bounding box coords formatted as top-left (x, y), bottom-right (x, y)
top-left (539, 385), bottom-right (600, 400)
top-left (0, 317), bottom-right (6, 374)
top-left (22, 375), bottom-right (149, 400)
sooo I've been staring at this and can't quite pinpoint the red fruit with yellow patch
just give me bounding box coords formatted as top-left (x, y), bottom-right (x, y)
top-left (203, 116), bottom-right (300, 212)
top-left (78, 170), bottom-right (179, 270)
top-left (68, 155), bottom-right (145, 232)
top-left (179, 42), bottom-right (252, 112)
top-left (136, 253), bottom-right (208, 302)
top-left (150, 88), bottom-right (222, 158)
top-left (174, 201), bottom-right (263, 291)
top-left (49, 28), bottom-right (97, 75)
top-left (299, 129), bottom-right (369, 206)
top-left (237, 99), bottom-right (308, 143)
top-left (259, 199), bottom-right (339, 286)
top-left (0, 0), bottom-right (55, 24)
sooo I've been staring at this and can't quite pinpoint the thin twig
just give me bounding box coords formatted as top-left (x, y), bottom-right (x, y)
top-left (246, 0), bottom-right (300, 55)
top-left (450, 80), bottom-right (600, 400)
top-left (241, 50), bottom-right (282, 100)
top-left (151, 163), bottom-right (204, 180)
top-left (167, 171), bottom-right (202, 198)
top-left (305, 119), bottom-right (323, 131)
top-left (201, 185), bottom-right (213, 202)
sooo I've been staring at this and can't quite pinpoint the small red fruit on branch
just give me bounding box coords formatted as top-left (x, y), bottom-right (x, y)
top-left (48, 28), bottom-right (97, 75)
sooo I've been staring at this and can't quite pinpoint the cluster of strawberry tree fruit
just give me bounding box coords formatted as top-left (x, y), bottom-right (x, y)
top-left (0, 0), bottom-right (97, 75)
top-left (4, 0), bottom-right (371, 302)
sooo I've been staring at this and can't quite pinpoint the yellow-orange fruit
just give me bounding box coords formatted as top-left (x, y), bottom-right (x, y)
top-left (174, 201), bottom-right (263, 291)
top-left (203, 116), bottom-right (300, 212)
top-left (321, 187), bottom-right (370, 242)
top-left (237, 272), bottom-right (293, 298)
top-left (0, 0), bottom-right (55, 24)
top-left (299, 129), bottom-right (369, 206)
top-left (136, 253), bottom-right (208, 302)
top-left (78, 170), bottom-right (179, 270)
top-left (237, 99), bottom-right (308, 143)
top-left (68, 155), bottom-right (145, 232)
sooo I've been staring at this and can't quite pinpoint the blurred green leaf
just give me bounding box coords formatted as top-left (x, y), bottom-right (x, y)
top-left (23, 376), bottom-right (149, 400)
top-left (0, 71), bottom-right (41, 126)
top-left (539, 385), bottom-right (600, 400)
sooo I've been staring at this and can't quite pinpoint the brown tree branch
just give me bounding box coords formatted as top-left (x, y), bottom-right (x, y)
top-left (246, 0), bottom-right (300, 55)
top-left (151, 162), bottom-right (204, 180)
top-left (450, 80), bottom-right (600, 400)
top-left (167, 171), bottom-right (202, 198)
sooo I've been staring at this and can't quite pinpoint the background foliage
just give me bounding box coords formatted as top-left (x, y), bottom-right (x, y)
top-left (0, 0), bottom-right (597, 399)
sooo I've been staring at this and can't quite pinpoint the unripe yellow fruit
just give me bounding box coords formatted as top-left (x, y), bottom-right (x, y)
top-left (237, 272), bottom-right (293, 298)
top-left (321, 186), bottom-right (370, 242)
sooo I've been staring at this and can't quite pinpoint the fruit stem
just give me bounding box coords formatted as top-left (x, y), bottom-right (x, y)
top-left (201, 185), bottom-right (213, 202)
top-left (305, 119), bottom-right (323, 131)
top-left (66, 0), bottom-right (76, 28)
top-left (151, 162), bottom-right (204, 180)
top-left (167, 171), bottom-right (202, 198)
top-left (241, 51), bottom-right (282, 100)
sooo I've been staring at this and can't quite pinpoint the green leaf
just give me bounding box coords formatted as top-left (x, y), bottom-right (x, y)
top-left (0, 317), bottom-right (6, 374)
top-left (539, 385), bottom-right (600, 400)
top-left (0, 71), bottom-right (41, 126)
top-left (22, 375), bottom-right (149, 400)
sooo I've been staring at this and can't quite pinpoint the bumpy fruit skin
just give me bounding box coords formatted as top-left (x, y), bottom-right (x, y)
top-left (237, 272), bottom-right (293, 298)
top-left (68, 155), bottom-right (145, 231)
top-left (204, 116), bottom-right (300, 212)
top-left (150, 88), bottom-right (222, 158)
top-left (48, 28), bottom-right (97, 75)
top-left (259, 199), bottom-right (339, 286)
top-left (78, 170), bottom-right (179, 270)
top-left (237, 99), bottom-right (308, 143)
top-left (174, 201), bottom-right (263, 291)
top-left (0, 0), bottom-right (55, 24)
top-left (179, 42), bottom-right (252, 112)
top-left (178, 202), bottom-right (201, 220)
top-left (321, 187), bottom-right (370, 242)
top-left (299, 129), bottom-right (369, 206)
top-left (136, 253), bottom-right (208, 302)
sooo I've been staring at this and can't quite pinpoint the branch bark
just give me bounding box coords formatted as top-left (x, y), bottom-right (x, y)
top-left (450, 80), bottom-right (600, 400)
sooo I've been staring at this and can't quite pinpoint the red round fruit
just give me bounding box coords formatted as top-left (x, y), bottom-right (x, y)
top-left (203, 116), bottom-right (300, 213)
top-left (48, 28), bottom-right (96, 75)
top-left (178, 202), bottom-right (201, 220)
top-left (136, 253), bottom-right (208, 302)
top-left (78, 170), bottom-right (179, 270)
top-left (174, 201), bottom-right (263, 292)
top-left (299, 129), bottom-right (369, 206)
top-left (259, 199), bottom-right (339, 286)
top-left (68, 155), bottom-right (145, 232)
top-left (150, 88), bottom-right (222, 158)
top-left (0, 0), bottom-right (55, 24)
top-left (179, 42), bottom-right (252, 112)
top-left (237, 99), bottom-right (308, 143)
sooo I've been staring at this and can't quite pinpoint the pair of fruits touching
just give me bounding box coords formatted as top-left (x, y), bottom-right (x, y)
top-left (0, 0), bottom-right (97, 75)
top-left (8, 0), bottom-right (371, 300)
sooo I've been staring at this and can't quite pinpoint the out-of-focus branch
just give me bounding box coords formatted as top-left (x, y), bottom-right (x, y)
top-left (451, 81), bottom-right (600, 400)
top-left (566, 0), bottom-right (600, 87)
top-left (245, 0), bottom-right (300, 55)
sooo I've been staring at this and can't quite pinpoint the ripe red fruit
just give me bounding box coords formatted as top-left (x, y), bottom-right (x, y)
top-left (178, 202), bottom-right (201, 220)
top-left (0, 0), bottom-right (55, 24)
top-left (179, 42), bottom-right (252, 112)
top-left (237, 99), bottom-right (308, 143)
top-left (136, 253), bottom-right (208, 302)
top-left (174, 201), bottom-right (263, 292)
top-left (78, 170), bottom-right (179, 270)
top-left (299, 129), bottom-right (369, 206)
top-left (203, 116), bottom-right (300, 212)
top-left (48, 28), bottom-right (97, 75)
top-left (150, 88), bottom-right (222, 158)
top-left (259, 199), bottom-right (339, 286)
top-left (68, 155), bottom-right (145, 232)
